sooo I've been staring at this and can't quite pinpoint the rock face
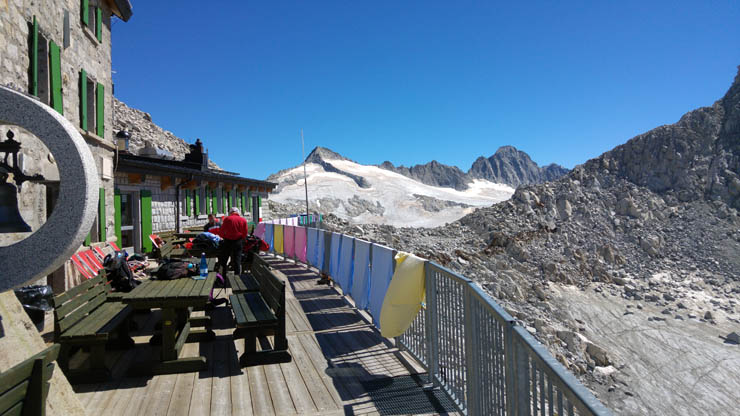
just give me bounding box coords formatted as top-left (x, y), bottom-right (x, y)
top-left (378, 145), bottom-right (569, 190)
top-left (379, 160), bottom-right (472, 191)
top-left (276, 67), bottom-right (740, 415)
top-left (469, 145), bottom-right (570, 187)
top-left (112, 98), bottom-right (220, 169)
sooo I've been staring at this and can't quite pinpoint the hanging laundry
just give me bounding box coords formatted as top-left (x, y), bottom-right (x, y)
top-left (380, 251), bottom-right (426, 338)
top-left (295, 226), bottom-right (307, 263)
top-left (274, 225), bottom-right (284, 254)
top-left (284, 225), bottom-right (296, 258)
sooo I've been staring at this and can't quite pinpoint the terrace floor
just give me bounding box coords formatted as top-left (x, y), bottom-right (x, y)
top-left (69, 255), bottom-right (459, 415)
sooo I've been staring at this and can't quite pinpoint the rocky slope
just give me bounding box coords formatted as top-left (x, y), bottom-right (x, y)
top-left (379, 145), bottom-right (569, 189)
top-left (112, 98), bottom-right (220, 169)
top-left (277, 68), bottom-right (740, 415)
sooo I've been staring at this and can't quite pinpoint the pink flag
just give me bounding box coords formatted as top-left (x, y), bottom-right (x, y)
top-left (254, 222), bottom-right (266, 239)
top-left (295, 226), bottom-right (307, 263)
top-left (284, 226), bottom-right (296, 258)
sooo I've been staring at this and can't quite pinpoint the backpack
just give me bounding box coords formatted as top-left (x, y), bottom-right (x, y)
top-left (192, 232), bottom-right (221, 251)
top-left (103, 251), bottom-right (140, 292)
top-left (154, 259), bottom-right (196, 280)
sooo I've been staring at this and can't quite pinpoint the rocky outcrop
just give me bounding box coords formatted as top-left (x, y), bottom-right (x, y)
top-left (380, 160), bottom-right (471, 191)
top-left (112, 98), bottom-right (220, 169)
top-left (469, 145), bottom-right (569, 187)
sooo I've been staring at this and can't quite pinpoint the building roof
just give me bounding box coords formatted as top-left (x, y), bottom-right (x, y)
top-left (116, 153), bottom-right (277, 193)
top-left (108, 0), bottom-right (133, 22)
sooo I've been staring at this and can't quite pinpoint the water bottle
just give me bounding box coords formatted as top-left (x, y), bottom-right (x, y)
top-left (198, 253), bottom-right (208, 280)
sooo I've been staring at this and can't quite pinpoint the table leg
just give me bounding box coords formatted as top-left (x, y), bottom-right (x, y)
top-left (161, 308), bottom-right (177, 361)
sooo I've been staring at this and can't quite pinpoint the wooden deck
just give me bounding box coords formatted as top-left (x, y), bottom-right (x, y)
top-left (70, 255), bottom-right (459, 415)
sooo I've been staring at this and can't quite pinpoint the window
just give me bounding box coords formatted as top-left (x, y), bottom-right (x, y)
top-left (81, 0), bottom-right (102, 42)
top-left (79, 70), bottom-right (104, 136)
top-left (29, 17), bottom-right (61, 111)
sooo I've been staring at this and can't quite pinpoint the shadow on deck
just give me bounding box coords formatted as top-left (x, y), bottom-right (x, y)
top-left (69, 254), bottom-right (458, 415)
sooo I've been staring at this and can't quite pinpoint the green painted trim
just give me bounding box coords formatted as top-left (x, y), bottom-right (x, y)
top-left (31, 17), bottom-right (38, 96)
top-left (98, 188), bottom-right (106, 241)
top-left (81, 0), bottom-right (89, 25)
top-left (49, 41), bottom-right (63, 114)
top-left (96, 83), bottom-right (104, 137)
top-left (79, 69), bottom-right (87, 129)
top-left (205, 186), bottom-right (211, 214)
top-left (258, 196), bottom-right (262, 207)
top-left (194, 189), bottom-right (201, 216)
top-left (247, 191), bottom-right (251, 211)
top-left (184, 189), bottom-right (190, 216)
top-left (114, 188), bottom-right (122, 245)
top-left (84, 233), bottom-right (91, 246)
top-left (211, 188), bottom-right (217, 214)
top-left (241, 192), bottom-right (246, 212)
top-left (140, 189), bottom-right (153, 252)
top-left (95, 7), bottom-right (102, 41)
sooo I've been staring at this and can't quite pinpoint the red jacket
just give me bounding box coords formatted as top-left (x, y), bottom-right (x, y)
top-left (220, 213), bottom-right (248, 240)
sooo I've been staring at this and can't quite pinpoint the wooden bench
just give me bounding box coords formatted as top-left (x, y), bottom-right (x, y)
top-left (0, 344), bottom-right (60, 416)
top-left (225, 272), bottom-right (260, 293)
top-left (229, 255), bottom-right (290, 366)
top-left (52, 271), bottom-right (134, 382)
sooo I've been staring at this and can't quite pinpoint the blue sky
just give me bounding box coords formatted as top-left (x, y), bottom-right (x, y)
top-left (112, 1), bottom-right (740, 180)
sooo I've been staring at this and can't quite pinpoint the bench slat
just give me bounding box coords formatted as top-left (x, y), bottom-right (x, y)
top-left (2, 400), bottom-right (23, 416)
top-left (55, 283), bottom-right (106, 318)
top-left (61, 302), bottom-right (129, 339)
top-left (57, 293), bottom-right (107, 334)
top-left (53, 273), bottom-right (103, 306)
top-left (0, 380), bottom-right (29, 415)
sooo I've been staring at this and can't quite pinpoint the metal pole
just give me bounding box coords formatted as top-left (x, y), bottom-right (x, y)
top-left (424, 262), bottom-right (439, 388)
top-left (464, 285), bottom-right (479, 415)
top-left (301, 129), bottom-right (309, 227)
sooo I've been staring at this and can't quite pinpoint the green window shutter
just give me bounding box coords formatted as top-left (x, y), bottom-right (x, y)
top-left (81, 0), bottom-right (89, 25)
top-left (212, 188), bottom-right (217, 214)
top-left (79, 69), bottom-right (87, 129)
top-left (96, 83), bottom-right (104, 137)
top-left (258, 196), bottom-right (262, 207)
top-left (31, 17), bottom-right (38, 96)
top-left (185, 190), bottom-right (191, 216)
top-left (195, 189), bottom-right (201, 216)
top-left (95, 7), bottom-right (102, 41)
top-left (240, 192), bottom-right (245, 212)
top-left (114, 188), bottom-right (122, 245)
top-left (140, 190), bottom-right (153, 252)
top-left (98, 188), bottom-right (106, 241)
top-left (247, 191), bottom-right (251, 211)
top-left (205, 186), bottom-right (210, 214)
top-left (49, 41), bottom-right (63, 114)
top-left (84, 233), bottom-right (91, 246)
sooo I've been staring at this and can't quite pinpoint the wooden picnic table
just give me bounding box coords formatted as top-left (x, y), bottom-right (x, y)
top-left (121, 265), bottom-right (217, 375)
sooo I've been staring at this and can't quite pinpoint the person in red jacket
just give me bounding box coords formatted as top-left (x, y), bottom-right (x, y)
top-left (218, 207), bottom-right (249, 276)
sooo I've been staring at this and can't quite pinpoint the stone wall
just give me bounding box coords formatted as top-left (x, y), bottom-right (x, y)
top-left (0, 0), bottom-right (117, 248)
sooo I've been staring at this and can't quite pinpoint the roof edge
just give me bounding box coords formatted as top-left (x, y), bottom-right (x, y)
top-left (108, 0), bottom-right (133, 22)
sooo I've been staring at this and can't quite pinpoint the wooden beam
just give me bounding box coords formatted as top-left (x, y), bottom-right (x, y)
top-left (181, 179), bottom-right (199, 190)
top-left (237, 185), bottom-right (246, 192)
top-left (128, 173), bottom-right (143, 184)
top-left (160, 176), bottom-right (172, 191)
top-left (223, 183), bottom-right (233, 191)
top-left (208, 181), bottom-right (218, 188)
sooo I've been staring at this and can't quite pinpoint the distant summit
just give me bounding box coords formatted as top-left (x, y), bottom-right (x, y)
top-left (469, 145), bottom-right (570, 187)
top-left (304, 146), bottom-right (350, 164)
top-left (378, 145), bottom-right (569, 189)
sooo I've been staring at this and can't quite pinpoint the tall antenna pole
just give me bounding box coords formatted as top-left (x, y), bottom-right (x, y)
top-left (301, 129), bottom-right (309, 227)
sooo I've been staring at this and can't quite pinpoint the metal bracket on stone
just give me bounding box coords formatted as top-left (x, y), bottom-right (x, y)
top-left (0, 86), bottom-right (99, 291)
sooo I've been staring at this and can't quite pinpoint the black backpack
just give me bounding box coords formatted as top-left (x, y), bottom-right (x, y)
top-left (154, 259), bottom-right (197, 280)
top-left (103, 252), bottom-right (140, 292)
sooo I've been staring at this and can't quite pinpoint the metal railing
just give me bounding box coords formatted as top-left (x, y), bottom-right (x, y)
top-left (397, 262), bottom-right (613, 416)
top-left (265, 224), bottom-right (612, 415)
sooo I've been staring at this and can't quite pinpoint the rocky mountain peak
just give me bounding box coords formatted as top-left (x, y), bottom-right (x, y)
top-left (468, 145), bottom-right (569, 187)
top-left (304, 146), bottom-right (350, 164)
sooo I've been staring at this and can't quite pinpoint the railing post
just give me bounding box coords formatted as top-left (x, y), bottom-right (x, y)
top-left (464, 285), bottom-right (479, 415)
top-left (505, 324), bottom-right (517, 415)
top-left (424, 262), bottom-right (439, 387)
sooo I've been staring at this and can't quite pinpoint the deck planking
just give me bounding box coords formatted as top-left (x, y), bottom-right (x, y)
top-left (67, 254), bottom-right (459, 415)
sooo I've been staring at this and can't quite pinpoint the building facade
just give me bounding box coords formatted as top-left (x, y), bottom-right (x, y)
top-left (0, 0), bottom-right (132, 248)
